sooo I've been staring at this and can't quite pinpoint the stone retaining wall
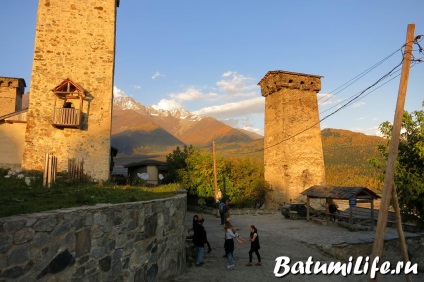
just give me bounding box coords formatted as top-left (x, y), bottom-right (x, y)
top-left (0, 193), bottom-right (187, 281)
top-left (315, 235), bottom-right (424, 270)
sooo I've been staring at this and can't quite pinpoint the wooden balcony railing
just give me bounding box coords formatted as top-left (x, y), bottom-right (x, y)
top-left (52, 108), bottom-right (81, 128)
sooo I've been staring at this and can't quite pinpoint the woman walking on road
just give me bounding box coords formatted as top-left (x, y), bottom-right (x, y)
top-left (224, 220), bottom-right (244, 269)
top-left (246, 225), bottom-right (261, 266)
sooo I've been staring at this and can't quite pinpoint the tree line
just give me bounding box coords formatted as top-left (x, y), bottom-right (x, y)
top-left (164, 101), bottom-right (423, 227)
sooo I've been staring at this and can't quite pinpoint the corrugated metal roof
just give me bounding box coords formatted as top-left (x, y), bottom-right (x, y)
top-left (301, 185), bottom-right (380, 200)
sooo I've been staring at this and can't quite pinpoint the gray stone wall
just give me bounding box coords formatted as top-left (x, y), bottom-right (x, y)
top-left (0, 194), bottom-right (187, 281)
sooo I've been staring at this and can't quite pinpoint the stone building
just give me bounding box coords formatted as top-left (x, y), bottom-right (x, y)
top-left (0, 77), bottom-right (27, 169)
top-left (258, 70), bottom-right (326, 208)
top-left (20, 0), bottom-right (120, 181)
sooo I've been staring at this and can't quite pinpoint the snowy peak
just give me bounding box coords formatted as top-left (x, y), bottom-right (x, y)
top-left (113, 96), bottom-right (145, 111)
top-left (113, 96), bottom-right (203, 121)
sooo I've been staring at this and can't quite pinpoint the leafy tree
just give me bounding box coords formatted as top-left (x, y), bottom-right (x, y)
top-left (369, 101), bottom-right (424, 227)
top-left (163, 145), bottom-right (195, 184)
top-left (179, 147), bottom-right (218, 198)
top-left (223, 157), bottom-right (270, 208)
top-left (168, 145), bottom-right (270, 207)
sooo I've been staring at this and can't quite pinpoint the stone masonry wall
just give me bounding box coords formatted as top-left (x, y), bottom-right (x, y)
top-left (22, 0), bottom-right (119, 181)
top-left (0, 77), bottom-right (25, 117)
top-left (0, 193), bottom-right (187, 281)
top-left (0, 122), bottom-right (26, 169)
top-left (259, 71), bottom-right (326, 208)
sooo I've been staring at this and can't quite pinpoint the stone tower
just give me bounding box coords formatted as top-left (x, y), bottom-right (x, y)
top-left (0, 77), bottom-right (26, 117)
top-left (22, 0), bottom-right (120, 181)
top-left (258, 70), bottom-right (326, 208)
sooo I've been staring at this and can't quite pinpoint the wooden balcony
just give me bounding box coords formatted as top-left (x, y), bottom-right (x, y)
top-left (52, 108), bottom-right (81, 128)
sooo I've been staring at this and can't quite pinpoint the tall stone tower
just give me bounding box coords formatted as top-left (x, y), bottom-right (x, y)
top-left (258, 70), bottom-right (326, 208)
top-left (22, 0), bottom-right (120, 181)
top-left (0, 77), bottom-right (26, 117)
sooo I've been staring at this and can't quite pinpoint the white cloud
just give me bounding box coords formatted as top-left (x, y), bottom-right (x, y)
top-left (349, 125), bottom-right (381, 136)
top-left (170, 88), bottom-right (204, 102)
top-left (168, 87), bottom-right (220, 104)
top-left (222, 71), bottom-right (233, 77)
top-left (152, 71), bottom-right (164, 80)
top-left (193, 97), bottom-right (264, 118)
top-left (241, 126), bottom-right (263, 135)
top-left (216, 71), bottom-right (257, 95)
top-left (113, 86), bottom-right (127, 98)
top-left (352, 101), bottom-right (366, 108)
top-left (151, 99), bottom-right (182, 111)
top-left (132, 85), bottom-right (141, 89)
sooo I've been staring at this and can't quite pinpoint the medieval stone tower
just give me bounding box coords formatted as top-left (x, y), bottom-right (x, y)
top-left (22, 0), bottom-right (120, 181)
top-left (0, 77), bottom-right (26, 117)
top-left (258, 70), bottom-right (326, 208)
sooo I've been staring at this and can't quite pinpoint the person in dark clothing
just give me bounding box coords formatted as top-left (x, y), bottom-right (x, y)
top-left (192, 215), bottom-right (207, 266)
top-left (329, 203), bottom-right (339, 222)
top-left (218, 200), bottom-right (225, 225)
top-left (246, 225), bottom-right (261, 266)
top-left (199, 218), bottom-right (212, 253)
top-left (223, 200), bottom-right (231, 223)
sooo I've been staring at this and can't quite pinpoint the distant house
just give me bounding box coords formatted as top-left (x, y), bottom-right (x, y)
top-left (124, 160), bottom-right (167, 186)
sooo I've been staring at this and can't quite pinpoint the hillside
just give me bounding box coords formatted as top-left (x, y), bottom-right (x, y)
top-left (111, 96), bottom-right (387, 190)
top-left (111, 96), bottom-right (255, 149)
top-left (321, 128), bottom-right (385, 190)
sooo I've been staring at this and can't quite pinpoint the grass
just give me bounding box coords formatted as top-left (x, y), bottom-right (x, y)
top-left (0, 168), bottom-right (181, 218)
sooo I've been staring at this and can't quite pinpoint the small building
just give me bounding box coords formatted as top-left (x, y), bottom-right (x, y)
top-left (301, 185), bottom-right (381, 230)
top-left (124, 160), bottom-right (168, 186)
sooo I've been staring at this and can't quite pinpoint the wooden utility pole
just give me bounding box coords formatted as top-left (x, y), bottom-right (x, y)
top-left (212, 141), bottom-right (219, 201)
top-left (370, 23), bottom-right (415, 281)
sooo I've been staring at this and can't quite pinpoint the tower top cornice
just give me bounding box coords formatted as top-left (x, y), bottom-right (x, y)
top-left (258, 70), bottom-right (323, 97)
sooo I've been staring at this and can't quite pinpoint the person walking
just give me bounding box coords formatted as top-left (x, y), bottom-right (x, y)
top-left (224, 220), bottom-right (244, 269)
top-left (223, 200), bottom-right (231, 223)
top-left (192, 215), bottom-right (207, 266)
top-left (218, 200), bottom-right (225, 225)
top-left (246, 225), bottom-right (261, 266)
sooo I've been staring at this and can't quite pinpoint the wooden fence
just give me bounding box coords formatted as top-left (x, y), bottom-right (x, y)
top-left (43, 153), bottom-right (57, 188)
top-left (68, 158), bottom-right (84, 182)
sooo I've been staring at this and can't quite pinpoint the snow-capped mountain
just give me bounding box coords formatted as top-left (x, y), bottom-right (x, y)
top-left (113, 96), bottom-right (202, 122)
top-left (111, 95), bottom-right (261, 155)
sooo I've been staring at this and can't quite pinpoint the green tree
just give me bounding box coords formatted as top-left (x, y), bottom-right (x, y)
top-left (163, 145), bottom-right (195, 184)
top-left (369, 101), bottom-right (424, 227)
top-left (223, 157), bottom-right (270, 208)
top-left (172, 146), bottom-right (270, 207)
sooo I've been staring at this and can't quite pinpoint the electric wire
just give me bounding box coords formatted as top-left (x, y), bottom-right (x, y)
top-left (235, 39), bottom-right (423, 155)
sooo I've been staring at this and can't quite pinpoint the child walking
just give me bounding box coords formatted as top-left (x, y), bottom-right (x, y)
top-left (246, 225), bottom-right (261, 266)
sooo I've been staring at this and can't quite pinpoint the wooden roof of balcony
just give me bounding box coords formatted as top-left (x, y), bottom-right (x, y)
top-left (51, 78), bottom-right (86, 99)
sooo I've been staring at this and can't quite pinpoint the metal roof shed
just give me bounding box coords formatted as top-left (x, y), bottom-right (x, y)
top-left (301, 185), bottom-right (381, 230)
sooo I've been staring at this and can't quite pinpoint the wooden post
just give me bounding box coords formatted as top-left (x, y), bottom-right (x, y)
top-left (370, 23), bottom-right (415, 280)
top-left (306, 196), bottom-right (310, 222)
top-left (371, 200), bottom-right (374, 231)
top-left (213, 141), bottom-right (219, 202)
top-left (43, 153), bottom-right (48, 187)
top-left (392, 185), bottom-right (412, 282)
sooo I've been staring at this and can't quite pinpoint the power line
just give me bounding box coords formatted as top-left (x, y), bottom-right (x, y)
top-left (238, 39), bottom-right (424, 155)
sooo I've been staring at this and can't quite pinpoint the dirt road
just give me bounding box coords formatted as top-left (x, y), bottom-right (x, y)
top-left (170, 211), bottom-right (422, 282)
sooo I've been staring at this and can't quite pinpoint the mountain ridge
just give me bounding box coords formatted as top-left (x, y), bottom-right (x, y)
top-left (112, 96), bottom-right (257, 151)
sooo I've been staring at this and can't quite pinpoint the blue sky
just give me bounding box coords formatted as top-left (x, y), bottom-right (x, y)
top-left (1, 1), bottom-right (423, 136)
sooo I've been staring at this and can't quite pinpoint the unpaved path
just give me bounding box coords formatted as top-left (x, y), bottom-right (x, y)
top-left (170, 211), bottom-right (422, 282)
